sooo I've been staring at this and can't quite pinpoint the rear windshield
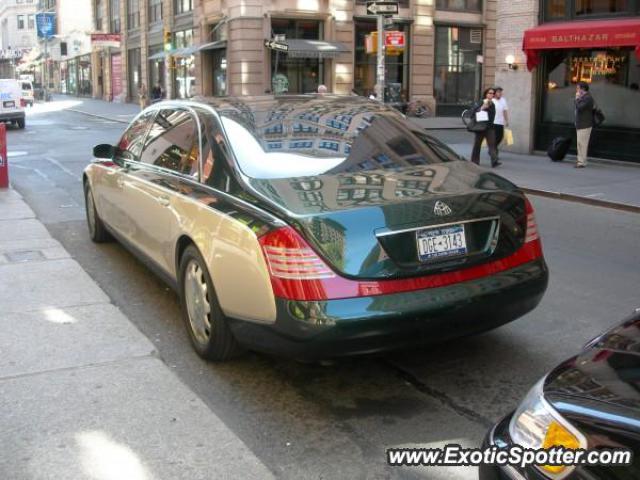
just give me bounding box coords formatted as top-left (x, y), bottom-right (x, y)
top-left (21, 82), bottom-right (32, 90)
top-left (220, 105), bottom-right (461, 180)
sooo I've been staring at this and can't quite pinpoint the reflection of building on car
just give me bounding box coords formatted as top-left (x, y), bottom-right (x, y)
top-left (84, 95), bottom-right (548, 362)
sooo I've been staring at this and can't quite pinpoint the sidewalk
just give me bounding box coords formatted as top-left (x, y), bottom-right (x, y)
top-left (0, 188), bottom-right (274, 479)
top-left (51, 94), bottom-right (640, 212)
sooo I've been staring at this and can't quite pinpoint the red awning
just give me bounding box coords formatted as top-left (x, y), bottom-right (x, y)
top-left (522, 18), bottom-right (640, 70)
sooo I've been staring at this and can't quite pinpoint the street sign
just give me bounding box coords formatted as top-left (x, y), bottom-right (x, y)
top-left (264, 40), bottom-right (288, 53)
top-left (385, 31), bottom-right (405, 47)
top-left (366, 1), bottom-right (399, 15)
top-left (35, 13), bottom-right (56, 39)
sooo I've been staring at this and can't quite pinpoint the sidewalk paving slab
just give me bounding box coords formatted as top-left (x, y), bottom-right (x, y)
top-left (0, 304), bottom-right (155, 378)
top-left (0, 188), bottom-right (274, 479)
top-left (0, 258), bottom-right (110, 314)
top-left (0, 357), bottom-right (273, 480)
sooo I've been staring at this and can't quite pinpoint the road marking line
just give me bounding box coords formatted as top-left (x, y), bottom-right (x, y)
top-left (44, 156), bottom-right (83, 182)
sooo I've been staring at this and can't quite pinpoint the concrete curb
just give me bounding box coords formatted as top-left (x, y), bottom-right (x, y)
top-left (522, 187), bottom-right (640, 214)
top-left (66, 108), bottom-right (132, 124)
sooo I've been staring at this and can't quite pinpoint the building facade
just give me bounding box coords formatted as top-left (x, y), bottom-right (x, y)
top-left (32, 0), bottom-right (93, 95)
top-left (495, 0), bottom-right (640, 162)
top-left (0, 0), bottom-right (37, 78)
top-left (89, 0), bottom-right (498, 114)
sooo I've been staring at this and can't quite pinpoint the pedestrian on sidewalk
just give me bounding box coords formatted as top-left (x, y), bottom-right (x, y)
top-left (492, 86), bottom-right (509, 160)
top-left (470, 87), bottom-right (500, 168)
top-left (151, 83), bottom-right (163, 103)
top-left (574, 81), bottom-right (594, 168)
top-left (138, 83), bottom-right (148, 110)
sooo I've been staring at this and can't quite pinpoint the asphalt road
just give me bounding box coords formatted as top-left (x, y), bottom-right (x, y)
top-left (6, 105), bottom-right (640, 479)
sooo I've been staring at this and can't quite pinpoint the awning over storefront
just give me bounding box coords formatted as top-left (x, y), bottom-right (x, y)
top-left (523, 18), bottom-right (640, 70)
top-left (171, 41), bottom-right (227, 58)
top-left (148, 51), bottom-right (169, 60)
top-left (283, 39), bottom-right (350, 59)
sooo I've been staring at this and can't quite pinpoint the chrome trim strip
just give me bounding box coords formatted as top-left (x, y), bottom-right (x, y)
top-left (375, 215), bottom-right (501, 237)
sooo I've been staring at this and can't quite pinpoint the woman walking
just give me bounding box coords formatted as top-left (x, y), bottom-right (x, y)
top-left (470, 87), bottom-right (500, 167)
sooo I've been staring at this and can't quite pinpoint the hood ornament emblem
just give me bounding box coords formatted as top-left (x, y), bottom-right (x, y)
top-left (434, 200), bottom-right (452, 217)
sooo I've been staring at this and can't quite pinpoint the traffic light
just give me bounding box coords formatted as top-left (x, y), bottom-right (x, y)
top-left (163, 30), bottom-right (172, 51)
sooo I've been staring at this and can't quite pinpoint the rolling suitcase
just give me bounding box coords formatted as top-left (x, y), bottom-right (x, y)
top-left (547, 137), bottom-right (572, 162)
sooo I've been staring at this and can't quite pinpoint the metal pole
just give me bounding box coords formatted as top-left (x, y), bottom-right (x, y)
top-left (43, 37), bottom-right (48, 101)
top-left (375, 14), bottom-right (385, 102)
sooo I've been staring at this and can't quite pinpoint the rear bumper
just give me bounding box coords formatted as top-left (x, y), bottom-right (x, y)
top-left (230, 258), bottom-right (548, 359)
top-left (0, 111), bottom-right (25, 122)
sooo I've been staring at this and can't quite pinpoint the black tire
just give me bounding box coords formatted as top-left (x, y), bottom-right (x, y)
top-left (178, 245), bottom-right (243, 361)
top-left (84, 182), bottom-right (112, 242)
top-left (17, 118), bottom-right (25, 129)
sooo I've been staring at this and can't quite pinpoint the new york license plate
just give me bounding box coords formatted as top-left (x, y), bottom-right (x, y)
top-left (417, 225), bottom-right (467, 261)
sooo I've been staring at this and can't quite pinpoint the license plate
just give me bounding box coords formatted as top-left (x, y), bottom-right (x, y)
top-left (417, 225), bottom-right (467, 261)
top-left (3, 101), bottom-right (14, 108)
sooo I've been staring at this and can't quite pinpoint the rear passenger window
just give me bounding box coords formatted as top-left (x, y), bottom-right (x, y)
top-left (116, 111), bottom-right (155, 161)
top-left (140, 109), bottom-right (200, 177)
top-left (193, 108), bottom-right (235, 191)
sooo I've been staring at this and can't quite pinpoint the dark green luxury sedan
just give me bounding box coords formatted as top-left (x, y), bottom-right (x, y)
top-left (84, 95), bottom-right (548, 361)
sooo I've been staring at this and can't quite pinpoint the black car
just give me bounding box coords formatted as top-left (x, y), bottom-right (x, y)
top-left (481, 309), bottom-right (640, 479)
top-left (85, 95), bottom-right (548, 361)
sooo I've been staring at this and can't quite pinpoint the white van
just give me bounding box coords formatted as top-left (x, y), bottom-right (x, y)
top-left (0, 79), bottom-right (26, 129)
top-left (20, 80), bottom-right (34, 107)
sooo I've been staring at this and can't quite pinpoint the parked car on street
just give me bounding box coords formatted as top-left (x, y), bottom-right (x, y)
top-left (83, 95), bottom-right (548, 361)
top-left (0, 78), bottom-right (25, 129)
top-left (480, 308), bottom-right (640, 480)
top-left (20, 80), bottom-right (34, 107)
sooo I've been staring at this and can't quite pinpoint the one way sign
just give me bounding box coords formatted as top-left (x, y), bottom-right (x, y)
top-left (264, 39), bottom-right (288, 52)
top-left (366, 1), bottom-right (399, 15)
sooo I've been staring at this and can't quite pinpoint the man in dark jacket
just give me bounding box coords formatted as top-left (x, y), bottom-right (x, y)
top-left (574, 81), bottom-right (594, 168)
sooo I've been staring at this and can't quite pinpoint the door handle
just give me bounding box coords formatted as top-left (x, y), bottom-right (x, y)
top-left (157, 195), bottom-right (170, 207)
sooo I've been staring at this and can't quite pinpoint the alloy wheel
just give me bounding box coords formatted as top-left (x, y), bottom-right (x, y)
top-left (184, 259), bottom-right (212, 345)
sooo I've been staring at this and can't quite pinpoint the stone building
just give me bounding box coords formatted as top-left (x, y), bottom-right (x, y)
top-left (0, 0), bottom-right (37, 78)
top-left (88, 0), bottom-right (499, 116)
top-left (495, 0), bottom-right (640, 162)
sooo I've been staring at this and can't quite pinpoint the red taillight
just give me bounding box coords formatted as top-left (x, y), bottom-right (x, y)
top-left (258, 226), bottom-right (340, 301)
top-left (259, 224), bottom-right (544, 302)
top-left (19, 98), bottom-right (26, 107)
top-left (524, 197), bottom-right (540, 243)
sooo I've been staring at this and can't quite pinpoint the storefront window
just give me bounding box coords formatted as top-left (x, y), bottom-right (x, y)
top-left (436, 0), bottom-right (482, 11)
top-left (270, 19), bottom-right (322, 94)
top-left (546, 0), bottom-right (567, 18)
top-left (212, 49), bottom-right (227, 96)
top-left (575, 0), bottom-right (627, 15)
top-left (148, 45), bottom-right (165, 98)
top-left (434, 26), bottom-right (483, 115)
top-left (543, 48), bottom-right (640, 128)
top-left (78, 55), bottom-right (92, 96)
top-left (173, 29), bottom-right (194, 99)
top-left (60, 62), bottom-right (67, 93)
top-left (542, 0), bottom-right (633, 20)
top-left (128, 48), bottom-right (142, 100)
top-left (354, 20), bottom-right (410, 102)
top-left (68, 59), bottom-right (77, 95)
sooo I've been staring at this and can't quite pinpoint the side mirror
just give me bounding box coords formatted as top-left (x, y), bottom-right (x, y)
top-left (93, 144), bottom-right (116, 159)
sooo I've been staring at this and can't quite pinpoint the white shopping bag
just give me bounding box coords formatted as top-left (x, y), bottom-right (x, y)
top-left (475, 110), bottom-right (489, 122)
